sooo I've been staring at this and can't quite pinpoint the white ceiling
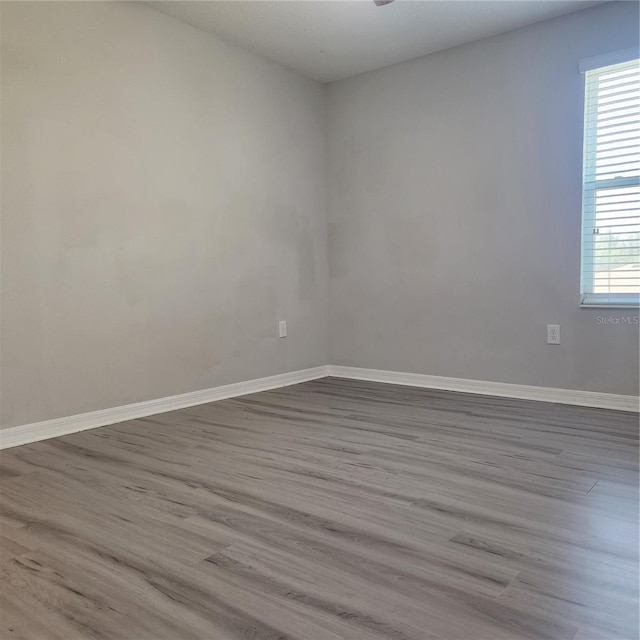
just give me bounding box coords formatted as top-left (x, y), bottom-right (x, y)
top-left (147, 0), bottom-right (604, 83)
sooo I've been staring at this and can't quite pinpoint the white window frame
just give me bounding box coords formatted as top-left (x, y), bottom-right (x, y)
top-left (579, 50), bottom-right (640, 308)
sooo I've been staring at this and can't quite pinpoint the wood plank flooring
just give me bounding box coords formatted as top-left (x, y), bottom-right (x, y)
top-left (0, 377), bottom-right (638, 640)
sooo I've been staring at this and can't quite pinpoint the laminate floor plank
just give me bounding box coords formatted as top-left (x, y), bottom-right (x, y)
top-left (496, 571), bottom-right (638, 639)
top-left (1, 377), bottom-right (637, 639)
top-left (447, 530), bottom-right (638, 596)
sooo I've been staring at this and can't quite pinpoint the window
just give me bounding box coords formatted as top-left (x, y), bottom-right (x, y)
top-left (581, 56), bottom-right (640, 307)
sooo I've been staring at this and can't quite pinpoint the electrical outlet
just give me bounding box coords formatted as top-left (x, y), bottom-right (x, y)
top-left (547, 324), bottom-right (560, 345)
top-left (278, 320), bottom-right (287, 338)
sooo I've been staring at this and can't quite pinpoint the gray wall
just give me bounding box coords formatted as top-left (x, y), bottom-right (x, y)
top-left (2, 2), bottom-right (638, 430)
top-left (327, 2), bottom-right (640, 396)
top-left (1, 1), bottom-right (328, 428)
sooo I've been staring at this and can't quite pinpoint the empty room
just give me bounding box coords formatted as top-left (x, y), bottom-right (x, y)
top-left (1, 0), bottom-right (639, 638)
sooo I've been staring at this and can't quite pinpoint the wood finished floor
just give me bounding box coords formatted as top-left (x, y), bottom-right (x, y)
top-left (0, 377), bottom-right (638, 640)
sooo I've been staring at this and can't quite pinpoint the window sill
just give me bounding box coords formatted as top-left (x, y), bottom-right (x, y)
top-left (580, 304), bottom-right (640, 309)
top-left (581, 293), bottom-right (640, 308)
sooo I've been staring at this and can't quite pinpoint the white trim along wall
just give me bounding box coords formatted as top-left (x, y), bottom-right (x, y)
top-left (1, 364), bottom-right (636, 449)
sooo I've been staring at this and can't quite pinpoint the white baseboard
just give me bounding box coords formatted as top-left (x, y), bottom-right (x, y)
top-left (327, 365), bottom-right (639, 413)
top-left (0, 366), bottom-right (329, 450)
top-left (3, 363), bottom-right (636, 449)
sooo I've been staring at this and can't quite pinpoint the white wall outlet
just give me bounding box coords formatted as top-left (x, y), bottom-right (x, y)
top-left (547, 324), bottom-right (560, 345)
top-left (278, 320), bottom-right (287, 338)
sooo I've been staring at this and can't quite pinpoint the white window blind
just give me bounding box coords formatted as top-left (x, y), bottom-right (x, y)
top-left (581, 57), bottom-right (640, 307)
